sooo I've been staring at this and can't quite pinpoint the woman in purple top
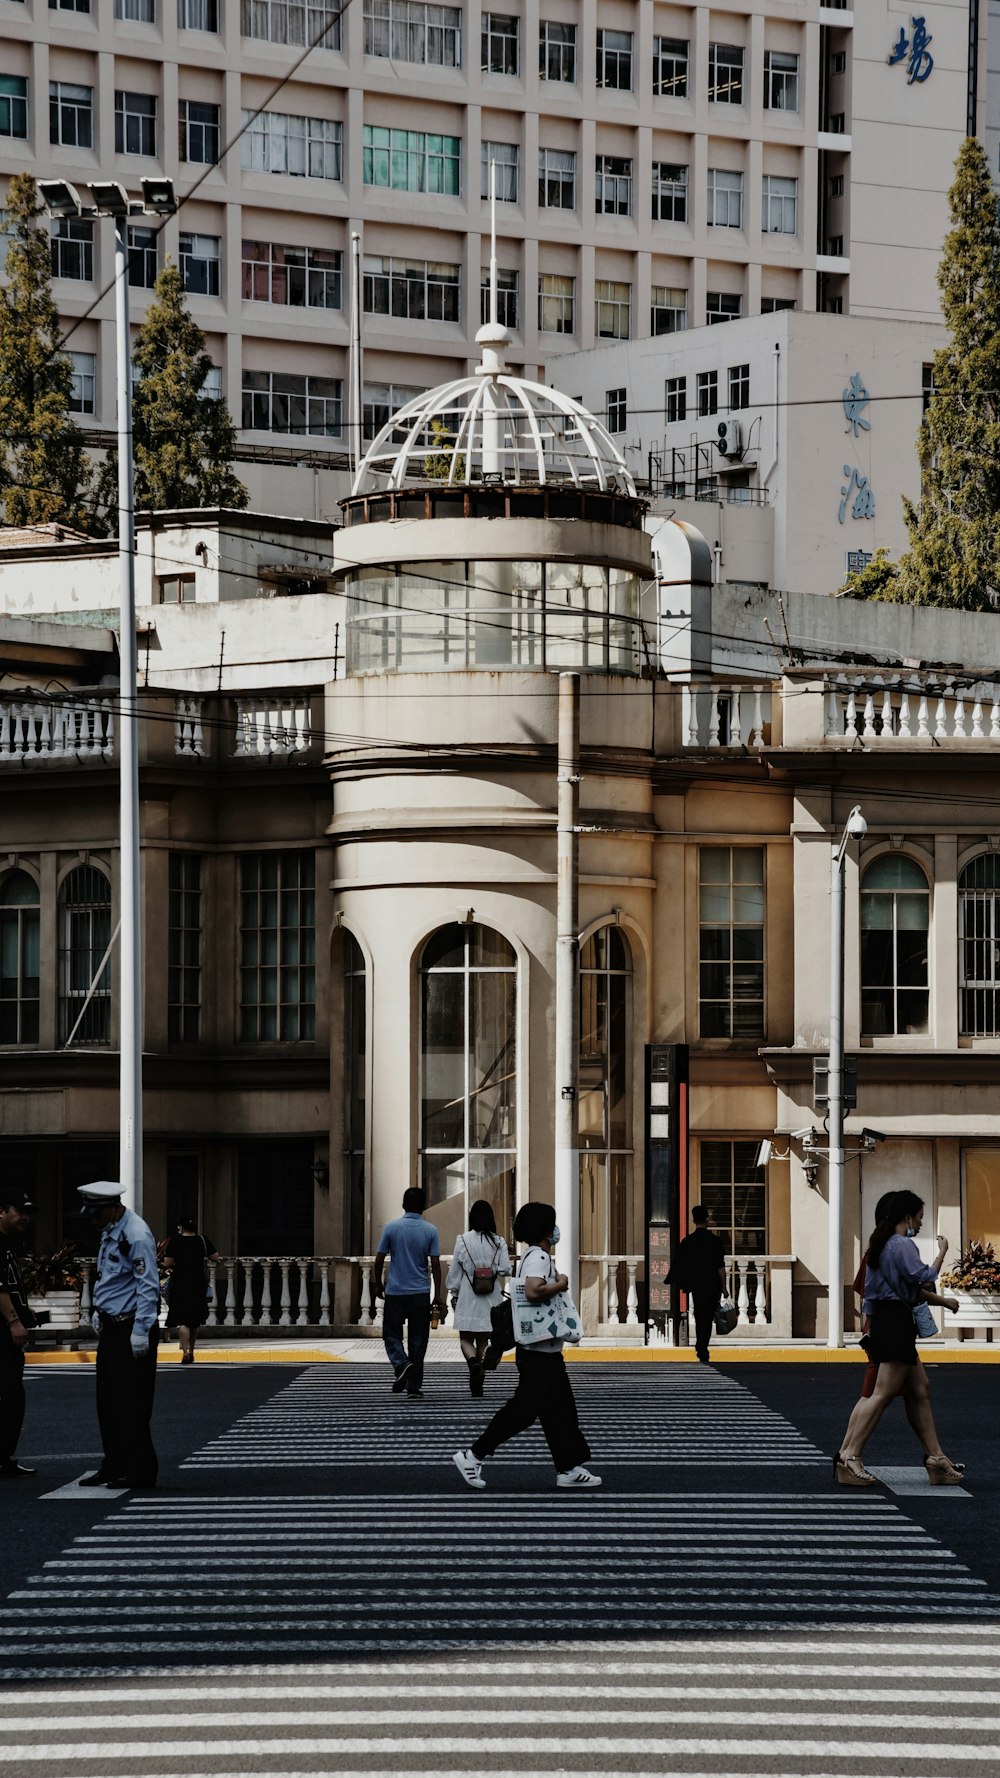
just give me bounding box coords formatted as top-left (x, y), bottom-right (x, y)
top-left (834, 1190), bottom-right (963, 1486)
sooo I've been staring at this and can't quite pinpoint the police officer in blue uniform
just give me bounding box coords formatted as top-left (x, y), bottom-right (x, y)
top-left (77, 1181), bottom-right (160, 1490)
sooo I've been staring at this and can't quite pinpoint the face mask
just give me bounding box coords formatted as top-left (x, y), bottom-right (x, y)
top-left (550, 1225), bottom-right (561, 1245)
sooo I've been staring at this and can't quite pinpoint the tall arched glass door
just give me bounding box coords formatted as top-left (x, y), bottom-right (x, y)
top-left (579, 926), bottom-right (632, 1258)
top-left (420, 923), bottom-right (516, 1248)
top-left (342, 931), bottom-right (366, 1253)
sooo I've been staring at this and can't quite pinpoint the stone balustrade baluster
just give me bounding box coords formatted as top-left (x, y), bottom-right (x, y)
top-left (730, 686), bottom-right (742, 745)
top-left (917, 692), bottom-right (930, 739)
top-left (752, 686), bottom-right (765, 748)
top-left (844, 688), bottom-right (858, 740)
top-left (823, 689), bottom-right (839, 738)
top-left (973, 689), bottom-right (985, 739)
top-left (223, 1260), bottom-right (237, 1327)
top-left (862, 691), bottom-right (877, 739)
top-left (685, 688), bottom-right (700, 747)
top-left (754, 1262), bottom-right (768, 1326)
top-left (880, 687), bottom-right (893, 735)
top-left (934, 694), bottom-right (948, 738)
top-left (206, 1262), bottom-right (219, 1325)
top-left (625, 1260), bottom-right (639, 1326)
top-left (954, 689), bottom-right (967, 736)
top-left (898, 690), bottom-right (911, 737)
top-left (358, 1261), bottom-right (372, 1326)
top-left (707, 691), bottom-right (721, 748)
top-left (278, 1259), bottom-right (292, 1327)
top-left (991, 688), bottom-right (1000, 740)
top-left (241, 1258), bottom-right (254, 1324)
top-left (373, 1261), bottom-right (386, 1328)
top-left (606, 1260), bottom-right (619, 1325)
top-left (735, 1260), bottom-right (751, 1326)
top-left (259, 1261), bottom-right (274, 1326)
top-left (318, 1260), bottom-right (331, 1327)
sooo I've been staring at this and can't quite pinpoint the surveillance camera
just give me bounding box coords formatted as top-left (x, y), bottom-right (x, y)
top-left (860, 1127), bottom-right (886, 1146)
top-left (755, 1138), bottom-right (772, 1169)
top-left (846, 806), bottom-right (867, 840)
top-left (790, 1127), bottom-right (816, 1142)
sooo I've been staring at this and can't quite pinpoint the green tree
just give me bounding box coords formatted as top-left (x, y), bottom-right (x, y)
top-left (98, 261), bottom-right (248, 520)
top-left (847, 138), bottom-right (1000, 609)
top-left (841, 547), bottom-right (902, 603)
top-left (421, 417), bottom-right (465, 481)
top-left (0, 173), bottom-right (93, 530)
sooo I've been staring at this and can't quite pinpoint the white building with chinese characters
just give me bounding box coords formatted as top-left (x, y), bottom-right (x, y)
top-left (554, 307), bottom-right (946, 597)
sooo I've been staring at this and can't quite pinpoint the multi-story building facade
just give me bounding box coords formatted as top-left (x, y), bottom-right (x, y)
top-left (0, 1), bottom-right (985, 516)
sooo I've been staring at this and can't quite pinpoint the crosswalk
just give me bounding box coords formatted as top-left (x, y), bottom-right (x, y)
top-left (182, 1360), bottom-right (828, 1469)
top-left (4, 1362), bottom-right (999, 1777)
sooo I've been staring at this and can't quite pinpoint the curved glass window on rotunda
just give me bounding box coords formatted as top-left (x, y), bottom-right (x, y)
top-left (346, 560), bottom-right (640, 675)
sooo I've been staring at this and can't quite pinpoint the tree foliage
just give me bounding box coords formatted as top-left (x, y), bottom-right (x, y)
top-left (846, 138), bottom-right (1000, 609)
top-left (0, 173), bottom-right (93, 530)
top-left (421, 417), bottom-right (466, 482)
top-left (98, 261), bottom-right (248, 521)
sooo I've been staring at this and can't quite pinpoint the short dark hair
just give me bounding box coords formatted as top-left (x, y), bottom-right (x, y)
top-left (178, 1216), bottom-right (198, 1233)
top-left (692, 1205), bottom-right (709, 1225)
top-left (0, 1191), bottom-right (27, 1213)
top-left (512, 1201), bottom-right (556, 1244)
top-left (403, 1187), bottom-right (427, 1213)
top-left (468, 1198), bottom-right (497, 1235)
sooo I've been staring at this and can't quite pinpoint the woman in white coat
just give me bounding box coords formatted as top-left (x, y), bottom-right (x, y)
top-left (446, 1199), bottom-right (510, 1396)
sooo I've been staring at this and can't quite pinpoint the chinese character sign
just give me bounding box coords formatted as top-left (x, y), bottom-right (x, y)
top-left (840, 467), bottom-right (875, 525)
top-left (843, 372), bottom-right (871, 437)
top-left (888, 16), bottom-right (934, 84)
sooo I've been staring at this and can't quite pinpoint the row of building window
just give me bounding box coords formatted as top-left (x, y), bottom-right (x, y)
top-left (605, 362), bottom-right (752, 435)
top-left (6, 848), bottom-right (1000, 1055)
top-left (0, 853), bottom-right (315, 1048)
top-left (8, 3), bottom-right (803, 108)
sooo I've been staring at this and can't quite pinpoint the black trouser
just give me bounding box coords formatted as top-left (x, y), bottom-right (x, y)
top-left (472, 1348), bottom-right (591, 1473)
top-left (692, 1288), bottom-right (721, 1359)
top-left (0, 1335), bottom-right (25, 1465)
top-left (96, 1317), bottom-right (158, 1483)
top-left (382, 1292), bottom-right (431, 1393)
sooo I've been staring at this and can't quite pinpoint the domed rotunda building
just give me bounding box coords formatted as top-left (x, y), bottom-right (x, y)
top-left (327, 310), bottom-right (711, 1330)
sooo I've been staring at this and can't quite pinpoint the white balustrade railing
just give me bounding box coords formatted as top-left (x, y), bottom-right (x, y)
top-left (682, 682), bottom-right (770, 749)
top-left (234, 697), bottom-right (312, 757)
top-left (581, 1253), bottom-right (642, 1326)
top-left (174, 695), bottom-right (206, 756)
top-left (0, 698), bottom-right (114, 763)
top-left (725, 1256), bottom-right (770, 1326)
top-left (824, 675), bottom-right (1000, 743)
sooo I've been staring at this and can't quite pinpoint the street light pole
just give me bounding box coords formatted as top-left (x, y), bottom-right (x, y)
top-left (827, 803), bottom-right (867, 1349)
top-left (113, 216), bottom-right (141, 1213)
top-left (40, 177), bottom-right (176, 1215)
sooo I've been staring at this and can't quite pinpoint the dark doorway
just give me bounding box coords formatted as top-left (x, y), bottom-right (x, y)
top-left (237, 1140), bottom-right (314, 1253)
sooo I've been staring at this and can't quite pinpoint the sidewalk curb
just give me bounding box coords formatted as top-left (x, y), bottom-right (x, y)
top-left (25, 1343), bottom-right (1000, 1367)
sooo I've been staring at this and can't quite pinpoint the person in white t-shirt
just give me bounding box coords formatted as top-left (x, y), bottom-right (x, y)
top-left (453, 1200), bottom-right (600, 1490)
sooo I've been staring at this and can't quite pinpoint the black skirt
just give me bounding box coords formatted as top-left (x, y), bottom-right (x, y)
top-left (867, 1299), bottom-right (919, 1367)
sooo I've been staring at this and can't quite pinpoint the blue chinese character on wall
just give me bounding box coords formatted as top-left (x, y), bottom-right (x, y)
top-left (843, 373), bottom-right (871, 437)
top-left (846, 550), bottom-right (873, 577)
top-left (888, 16), bottom-right (934, 83)
top-left (839, 467), bottom-right (875, 525)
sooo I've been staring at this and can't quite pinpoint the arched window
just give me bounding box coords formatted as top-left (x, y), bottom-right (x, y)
top-left (0, 872), bottom-right (39, 1044)
top-left (860, 855), bottom-right (929, 1036)
top-left (59, 865), bottom-right (112, 1045)
top-left (579, 926), bottom-right (632, 1257)
top-left (959, 853), bottom-right (1000, 1036)
top-left (420, 923), bottom-right (516, 1248)
top-left (343, 931), bottom-right (366, 1253)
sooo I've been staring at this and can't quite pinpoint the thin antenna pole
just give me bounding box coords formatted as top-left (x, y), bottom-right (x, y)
top-left (489, 158), bottom-right (498, 328)
top-left (350, 231), bottom-right (363, 479)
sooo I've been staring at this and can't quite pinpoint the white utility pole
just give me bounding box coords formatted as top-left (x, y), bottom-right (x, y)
top-left (349, 231), bottom-right (363, 480)
top-left (555, 672), bottom-right (581, 1303)
top-left (827, 804), bottom-right (867, 1348)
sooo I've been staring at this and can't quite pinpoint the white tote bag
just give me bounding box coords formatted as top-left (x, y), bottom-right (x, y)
top-left (509, 1272), bottom-right (583, 1346)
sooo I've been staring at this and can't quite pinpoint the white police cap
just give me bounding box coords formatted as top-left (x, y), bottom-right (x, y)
top-left (78, 1180), bottom-right (125, 1204)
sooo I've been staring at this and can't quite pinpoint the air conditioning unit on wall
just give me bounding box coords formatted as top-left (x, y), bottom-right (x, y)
top-left (716, 418), bottom-right (743, 458)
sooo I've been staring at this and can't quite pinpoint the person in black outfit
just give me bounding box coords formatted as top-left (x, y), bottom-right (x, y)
top-left (670, 1205), bottom-right (728, 1363)
top-left (163, 1218), bottom-right (221, 1365)
top-left (0, 1191), bottom-right (37, 1478)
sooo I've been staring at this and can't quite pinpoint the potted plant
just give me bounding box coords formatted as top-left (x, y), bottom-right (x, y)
top-left (20, 1243), bottom-right (84, 1331)
top-left (941, 1240), bottom-right (1000, 1335)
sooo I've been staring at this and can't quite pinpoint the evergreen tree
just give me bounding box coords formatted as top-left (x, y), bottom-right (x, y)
top-left (0, 173), bottom-right (93, 530)
top-left (898, 135), bottom-right (1000, 609)
top-left (421, 417), bottom-right (465, 481)
top-left (98, 261), bottom-right (248, 520)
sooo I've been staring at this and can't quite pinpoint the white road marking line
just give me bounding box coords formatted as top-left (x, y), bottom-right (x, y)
top-left (39, 1474), bottom-right (129, 1501)
top-left (5, 1704), bottom-right (1000, 1731)
top-left (0, 1736), bottom-right (997, 1762)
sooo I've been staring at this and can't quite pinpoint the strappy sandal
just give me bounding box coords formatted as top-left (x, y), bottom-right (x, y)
top-left (835, 1453), bottom-right (876, 1486)
top-left (924, 1455), bottom-right (965, 1486)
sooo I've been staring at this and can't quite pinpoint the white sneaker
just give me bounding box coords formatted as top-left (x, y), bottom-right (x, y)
top-left (556, 1466), bottom-right (602, 1488)
top-left (452, 1448), bottom-right (486, 1489)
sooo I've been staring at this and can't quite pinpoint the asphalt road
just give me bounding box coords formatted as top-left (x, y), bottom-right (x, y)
top-left (1, 1355), bottom-right (997, 1777)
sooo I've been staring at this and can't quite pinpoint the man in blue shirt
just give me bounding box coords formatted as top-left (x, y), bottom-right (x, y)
top-left (77, 1181), bottom-right (161, 1489)
top-left (373, 1187), bottom-right (443, 1398)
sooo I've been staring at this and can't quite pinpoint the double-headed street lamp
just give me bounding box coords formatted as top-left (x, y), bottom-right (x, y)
top-left (39, 176), bottom-right (177, 1215)
top-left (828, 803), bottom-right (867, 1348)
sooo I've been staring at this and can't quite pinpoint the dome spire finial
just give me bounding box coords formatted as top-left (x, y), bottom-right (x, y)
top-left (476, 156), bottom-right (511, 367)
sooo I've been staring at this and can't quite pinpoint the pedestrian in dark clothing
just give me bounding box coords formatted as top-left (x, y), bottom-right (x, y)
top-left (373, 1187), bottom-right (444, 1399)
top-left (453, 1200), bottom-right (600, 1490)
top-left (0, 1191), bottom-right (36, 1478)
top-left (163, 1217), bottom-right (221, 1365)
top-left (77, 1181), bottom-right (160, 1490)
top-left (670, 1205), bottom-right (728, 1363)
